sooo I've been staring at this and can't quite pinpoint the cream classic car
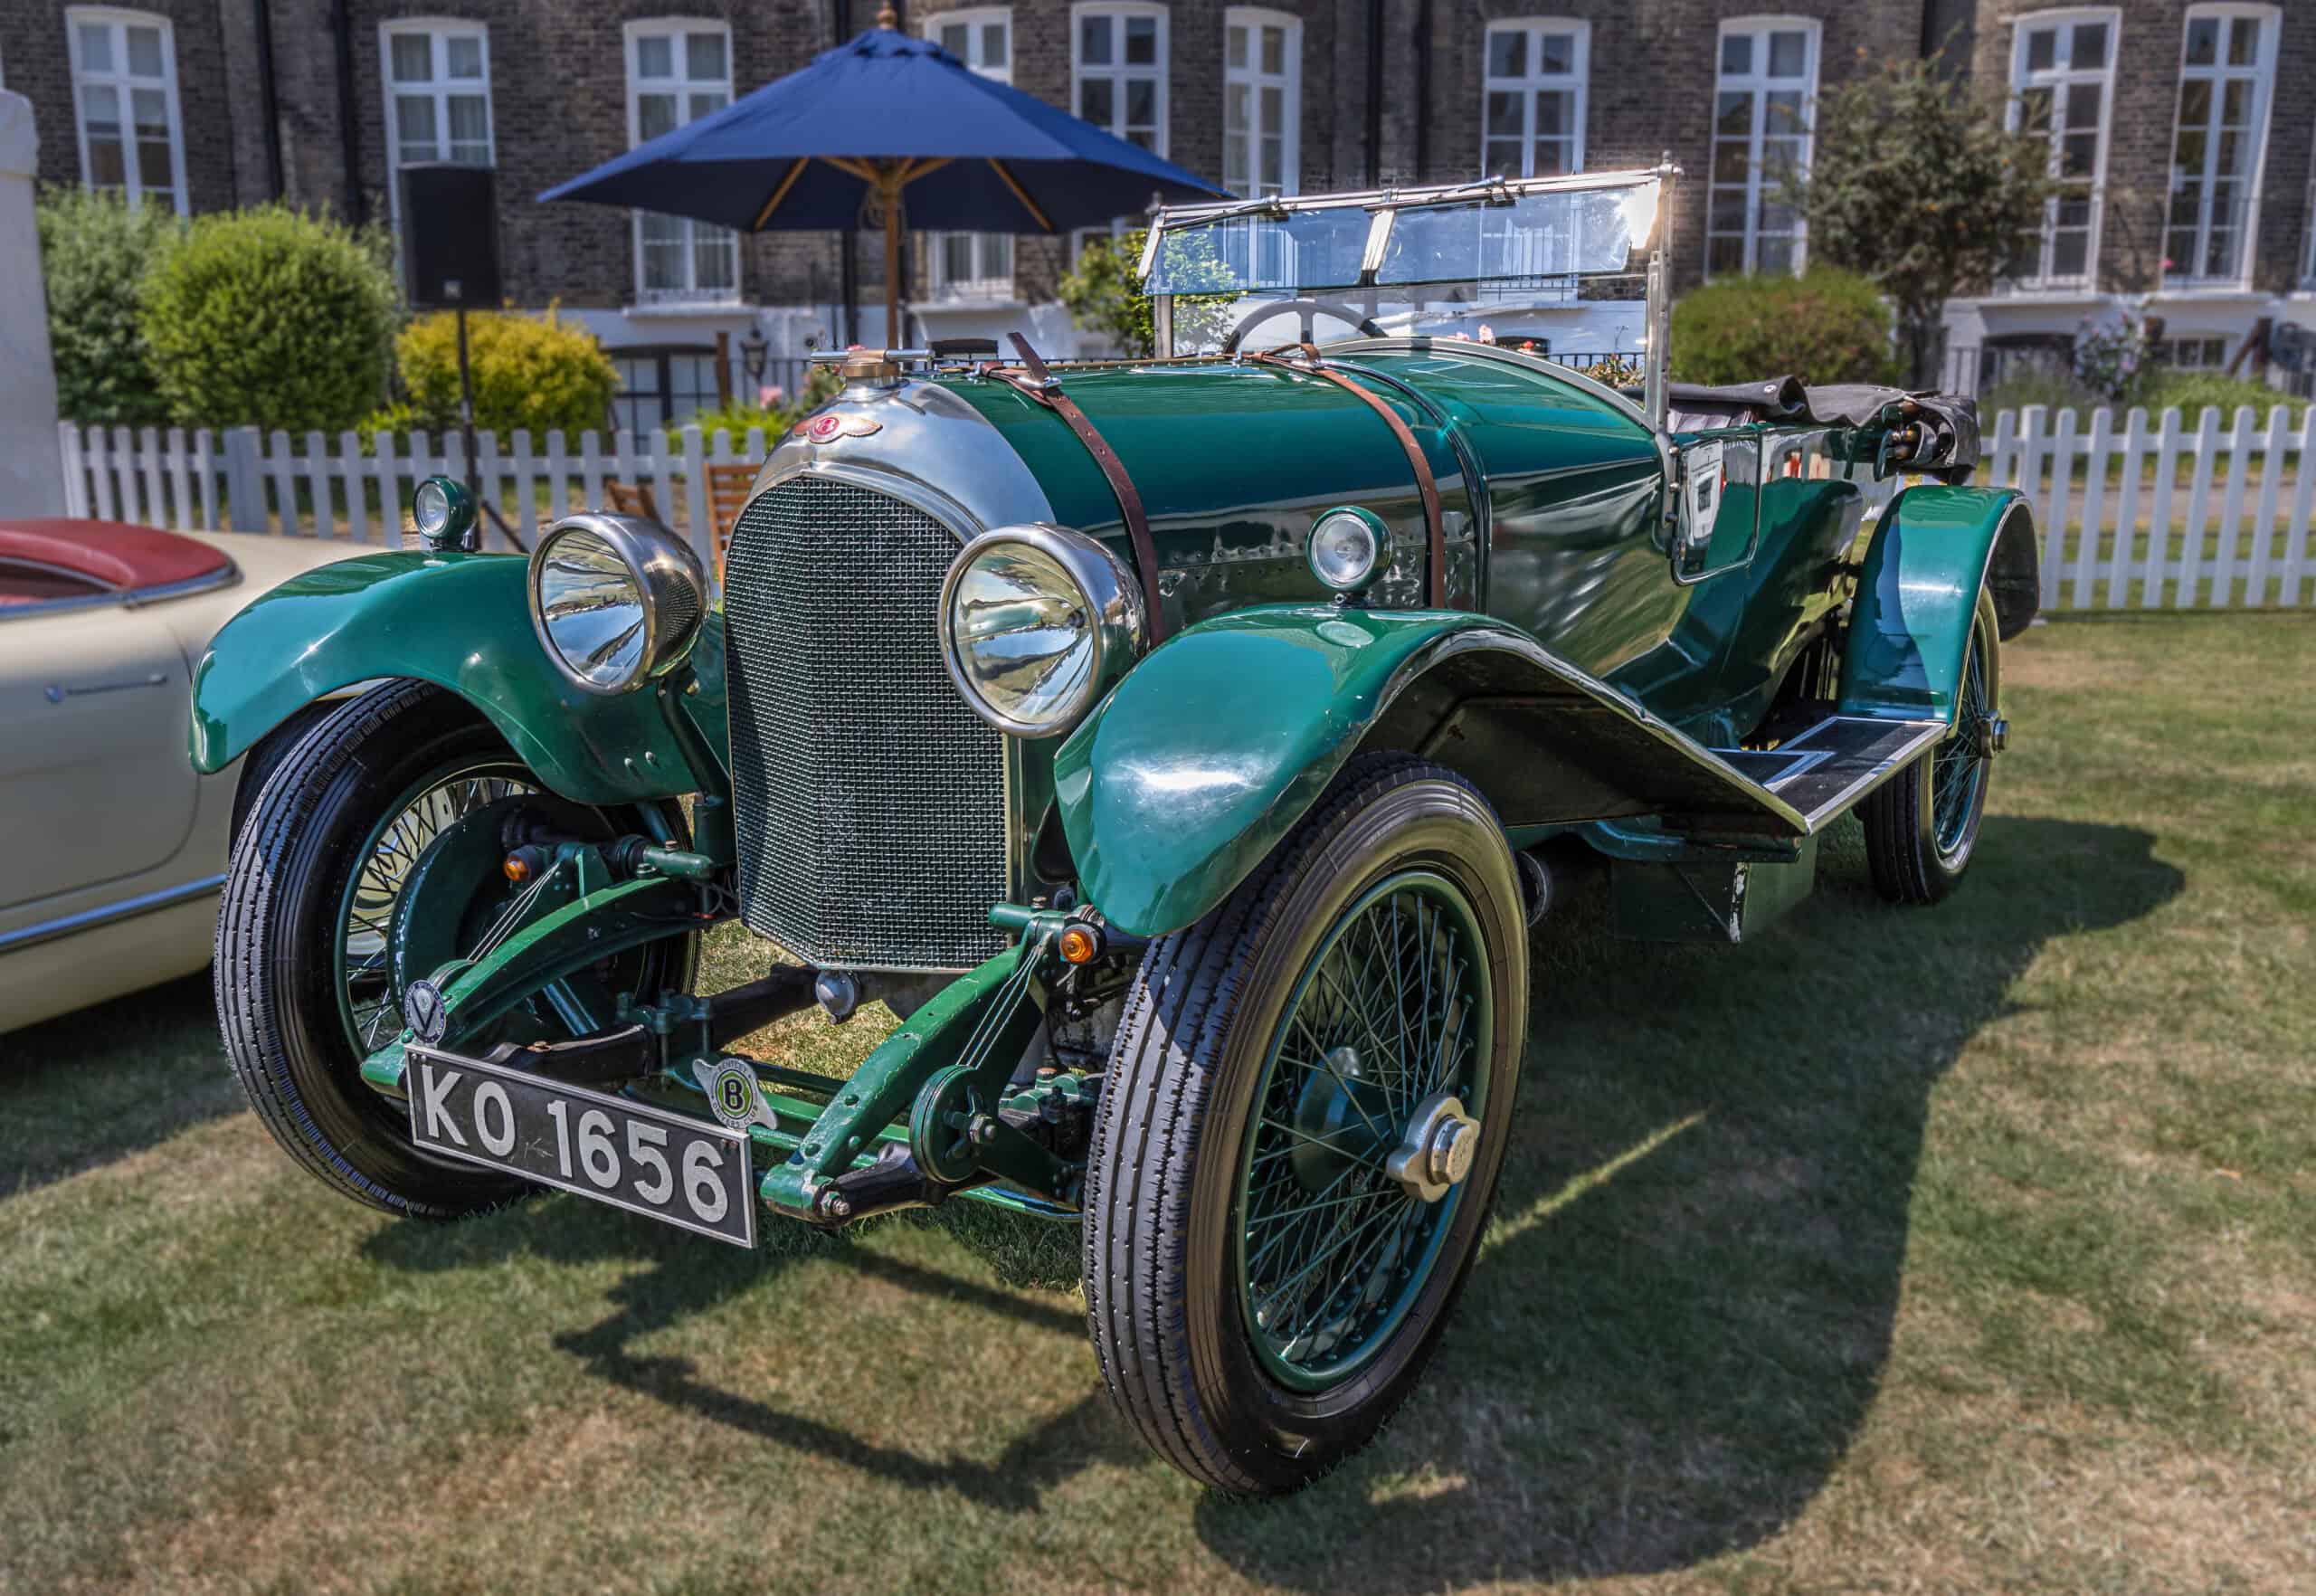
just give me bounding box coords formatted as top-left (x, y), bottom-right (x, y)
top-left (1, 518), bottom-right (354, 1032)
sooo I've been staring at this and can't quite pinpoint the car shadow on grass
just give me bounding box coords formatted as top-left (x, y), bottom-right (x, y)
top-left (1194, 814), bottom-right (2184, 1586)
top-left (360, 1152), bottom-right (1134, 1509)
top-left (0, 971), bottom-right (240, 1199)
top-left (365, 815), bottom-right (2180, 1570)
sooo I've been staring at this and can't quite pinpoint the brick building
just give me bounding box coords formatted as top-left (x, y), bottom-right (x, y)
top-left (4, 0), bottom-right (2313, 416)
top-left (1951, 1), bottom-right (2316, 390)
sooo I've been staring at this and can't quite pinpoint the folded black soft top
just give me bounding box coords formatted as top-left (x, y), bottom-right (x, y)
top-left (1665, 375), bottom-right (1980, 482)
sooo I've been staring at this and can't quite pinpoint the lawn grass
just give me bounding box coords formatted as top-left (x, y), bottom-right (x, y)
top-left (3, 613), bottom-right (2311, 1595)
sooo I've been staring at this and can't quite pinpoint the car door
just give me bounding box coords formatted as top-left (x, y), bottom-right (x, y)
top-left (1670, 424), bottom-right (1766, 582)
top-left (0, 592), bottom-right (201, 912)
top-left (1595, 423), bottom-right (1766, 736)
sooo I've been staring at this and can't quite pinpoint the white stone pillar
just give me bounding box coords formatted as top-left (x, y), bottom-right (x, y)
top-left (0, 92), bottom-right (68, 517)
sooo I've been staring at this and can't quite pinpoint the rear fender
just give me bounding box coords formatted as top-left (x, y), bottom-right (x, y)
top-left (1053, 605), bottom-right (1808, 938)
top-left (189, 549), bottom-right (726, 803)
top-left (1838, 486), bottom-right (2035, 726)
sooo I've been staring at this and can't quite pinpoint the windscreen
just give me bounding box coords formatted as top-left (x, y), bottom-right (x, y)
top-left (1144, 179), bottom-right (1658, 297)
top-left (1378, 184), bottom-right (1656, 288)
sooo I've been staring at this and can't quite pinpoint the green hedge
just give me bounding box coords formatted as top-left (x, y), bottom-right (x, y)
top-left (138, 205), bottom-right (400, 433)
top-left (397, 307), bottom-right (616, 441)
top-left (1669, 269), bottom-right (1899, 387)
top-left (36, 189), bottom-right (179, 429)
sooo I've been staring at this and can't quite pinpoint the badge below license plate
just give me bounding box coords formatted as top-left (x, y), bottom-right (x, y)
top-left (405, 1045), bottom-right (756, 1247)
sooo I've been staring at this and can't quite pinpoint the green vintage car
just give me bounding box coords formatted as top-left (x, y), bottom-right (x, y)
top-left (193, 167), bottom-right (2035, 1495)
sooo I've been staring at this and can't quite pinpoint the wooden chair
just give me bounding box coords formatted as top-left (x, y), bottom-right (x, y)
top-left (602, 479), bottom-right (660, 522)
top-left (705, 461), bottom-right (758, 577)
top-left (602, 466), bottom-right (755, 578)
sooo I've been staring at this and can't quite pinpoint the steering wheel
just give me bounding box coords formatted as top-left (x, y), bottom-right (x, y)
top-left (1223, 299), bottom-right (1389, 354)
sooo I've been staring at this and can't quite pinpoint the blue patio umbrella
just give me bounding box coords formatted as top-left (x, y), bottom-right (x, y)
top-left (538, 7), bottom-right (1229, 338)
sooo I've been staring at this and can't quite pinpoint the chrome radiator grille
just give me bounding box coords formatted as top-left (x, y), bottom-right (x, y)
top-left (722, 474), bottom-right (1009, 970)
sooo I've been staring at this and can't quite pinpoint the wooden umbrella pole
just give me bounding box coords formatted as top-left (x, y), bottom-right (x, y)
top-left (882, 166), bottom-right (903, 345)
top-left (821, 155), bottom-right (954, 346)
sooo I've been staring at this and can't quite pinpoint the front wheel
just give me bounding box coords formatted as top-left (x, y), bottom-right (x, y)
top-left (1083, 754), bottom-right (1529, 1495)
top-left (215, 680), bottom-right (696, 1220)
top-left (1862, 585), bottom-right (2005, 904)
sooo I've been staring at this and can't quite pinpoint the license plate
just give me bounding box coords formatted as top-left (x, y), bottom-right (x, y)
top-left (405, 1045), bottom-right (756, 1247)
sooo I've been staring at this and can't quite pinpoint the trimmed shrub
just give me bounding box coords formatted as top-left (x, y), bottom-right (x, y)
top-left (1669, 269), bottom-right (1900, 388)
top-left (397, 306), bottom-right (617, 442)
top-left (36, 189), bottom-right (179, 428)
top-left (350, 403), bottom-right (421, 453)
top-left (139, 205), bottom-right (399, 433)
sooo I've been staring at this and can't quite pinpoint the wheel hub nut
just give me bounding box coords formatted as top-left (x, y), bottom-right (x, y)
top-left (1429, 1116), bottom-right (1477, 1187)
top-left (1387, 1091), bottom-right (1481, 1202)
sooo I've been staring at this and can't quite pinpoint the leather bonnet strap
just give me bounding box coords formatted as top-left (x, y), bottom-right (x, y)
top-left (1251, 346), bottom-right (1445, 604)
top-left (984, 334), bottom-right (1169, 641)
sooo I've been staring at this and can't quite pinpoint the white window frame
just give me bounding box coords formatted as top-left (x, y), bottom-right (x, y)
top-left (624, 18), bottom-right (740, 306)
top-left (1223, 7), bottom-right (1302, 199)
top-left (64, 7), bottom-right (188, 214)
top-left (2005, 8), bottom-right (2119, 289)
top-left (1705, 15), bottom-right (1819, 279)
top-left (1479, 18), bottom-right (1588, 180)
top-left (922, 7), bottom-right (1016, 299)
top-left (1071, 2), bottom-right (1169, 264)
top-left (927, 6), bottom-right (1012, 81)
top-left (1071, 2), bottom-right (1169, 157)
top-left (379, 18), bottom-right (495, 236)
top-left (2165, 3), bottom-right (2278, 290)
top-left (2158, 334), bottom-right (2230, 368)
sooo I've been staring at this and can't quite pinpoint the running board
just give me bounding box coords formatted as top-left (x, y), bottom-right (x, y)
top-left (1606, 713), bottom-right (1948, 944)
top-left (1708, 715), bottom-right (1947, 834)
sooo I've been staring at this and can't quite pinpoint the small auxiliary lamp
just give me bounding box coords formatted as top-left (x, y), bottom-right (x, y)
top-left (413, 475), bottom-right (479, 553)
top-left (1306, 506), bottom-right (1392, 603)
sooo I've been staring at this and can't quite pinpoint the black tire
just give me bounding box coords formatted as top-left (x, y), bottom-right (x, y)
top-left (1083, 753), bottom-right (1529, 1496)
top-left (215, 679), bottom-right (693, 1220)
top-left (1862, 586), bottom-right (2003, 905)
top-left (228, 700), bottom-right (338, 847)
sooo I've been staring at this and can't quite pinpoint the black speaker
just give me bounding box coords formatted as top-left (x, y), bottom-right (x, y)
top-left (399, 164), bottom-right (501, 309)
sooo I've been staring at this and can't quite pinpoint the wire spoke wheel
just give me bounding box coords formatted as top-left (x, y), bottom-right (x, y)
top-left (1084, 755), bottom-right (1527, 1494)
top-left (335, 763), bottom-right (536, 1054)
top-left (1932, 626), bottom-right (1992, 864)
top-left (218, 682), bottom-right (700, 1221)
top-left (1237, 871), bottom-right (1489, 1390)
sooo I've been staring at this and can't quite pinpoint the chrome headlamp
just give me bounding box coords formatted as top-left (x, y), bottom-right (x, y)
top-left (528, 513), bottom-right (707, 695)
top-left (939, 523), bottom-right (1146, 738)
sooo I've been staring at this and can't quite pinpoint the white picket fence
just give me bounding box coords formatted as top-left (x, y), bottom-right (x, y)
top-left (1980, 404), bottom-right (2314, 611)
top-left (54, 404), bottom-right (2316, 611)
top-left (54, 420), bottom-right (780, 575)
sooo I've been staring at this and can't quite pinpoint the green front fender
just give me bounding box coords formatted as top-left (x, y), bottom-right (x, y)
top-left (1053, 604), bottom-right (1801, 939)
top-left (1053, 606), bottom-right (1459, 938)
top-left (1838, 485), bottom-right (2036, 726)
top-left (189, 549), bottom-right (726, 803)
